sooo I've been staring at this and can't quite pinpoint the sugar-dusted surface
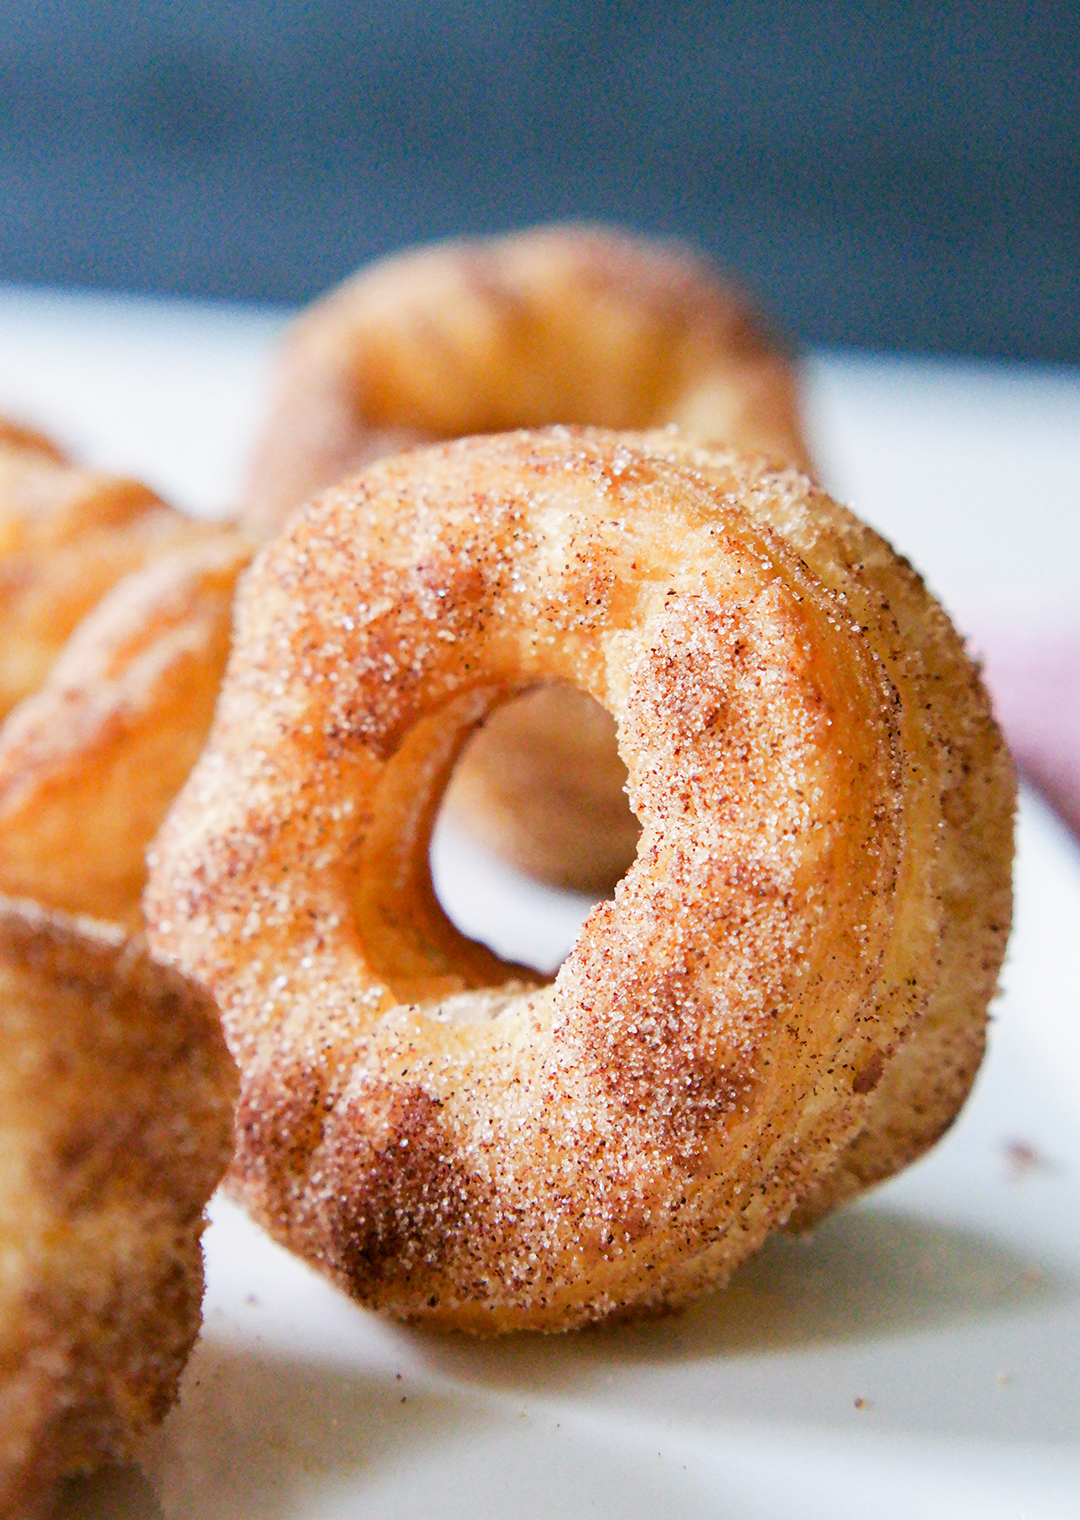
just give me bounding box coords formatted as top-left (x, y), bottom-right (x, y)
top-left (240, 226), bottom-right (813, 538)
top-left (0, 530), bottom-right (253, 927)
top-left (1, 290), bottom-right (1065, 1515)
top-left (146, 429), bottom-right (1010, 1332)
top-left (0, 425), bottom-right (219, 725)
top-left (49, 791), bottom-right (1074, 1519)
top-left (0, 899), bottom-right (236, 1518)
top-left (241, 226), bottom-right (818, 896)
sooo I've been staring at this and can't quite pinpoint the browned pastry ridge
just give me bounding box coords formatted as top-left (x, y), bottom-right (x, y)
top-left (0, 898), bottom-right (236, 1518)
top-left (0, 419), bottom-right (68, 466)
top-left (242, 224), bottom-right (815, 893)
top-left (145, 429), bottom-right (1014, 1333)
top-left (0, 531), bottom-right (253, 929)
top-left (0, 421), bottom-right (221, 729)
top-left (242, 225), bottom-right (812, 534)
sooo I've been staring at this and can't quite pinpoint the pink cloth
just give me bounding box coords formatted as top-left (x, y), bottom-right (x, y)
top-left (974, 631), bottom-right (1080, 840)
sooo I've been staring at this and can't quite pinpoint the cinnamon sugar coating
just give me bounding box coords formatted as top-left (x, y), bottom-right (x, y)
top-left (146, 430), bottom-right (1012, 1331)
top-left (663, 437), bottom-right (1016, 1223)
top-left (241, 225), bottom-right (814, 892)
top-left (0, 898), bottom-right (236, 1516)
top-left (0, 531), bottom-right (253, 929)
top-left (241, 226), bottom-right (811, 535)
top-left (0, 422), bottom-right (222, 725)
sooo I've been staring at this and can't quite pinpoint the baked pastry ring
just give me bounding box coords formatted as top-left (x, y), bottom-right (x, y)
top-left (0, 532), bottom-right (252, 929)
top-left (242, 226), bottom-right (815, 892)
top-left (0, 423), bottom-right (219, 723)
top-left (0, 898), bottom-right (235, 1516)
top-left (146, 429), bottom-right (1013, 1331)
top-left (241, 225), bottom-right (812, 535)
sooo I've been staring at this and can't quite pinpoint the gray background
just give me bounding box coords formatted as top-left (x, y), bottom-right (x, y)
top-left (2, 0), bottom-right (1077, 359)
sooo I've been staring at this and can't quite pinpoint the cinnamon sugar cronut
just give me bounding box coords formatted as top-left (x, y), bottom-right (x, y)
top-left (146, 429), bottom-right (1013, 1332)
top-left (241, 225), bottom-right (815, 893)
top-left (0, 898), bottom-right (235, 1517)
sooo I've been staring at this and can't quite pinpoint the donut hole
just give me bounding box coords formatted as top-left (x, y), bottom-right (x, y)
top-left (431, 684), bottom-right (640, 973)
top-left (429, 815), bottom-right (598, 977)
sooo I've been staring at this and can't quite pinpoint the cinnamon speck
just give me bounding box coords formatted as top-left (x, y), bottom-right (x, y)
top-left (1002, 1138), bottom-right (1050, 1179)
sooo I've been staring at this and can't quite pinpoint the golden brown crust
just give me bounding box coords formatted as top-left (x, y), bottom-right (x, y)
top-left (0, 898), bottom-right (236, 1516)
top-left (241, 225), bottom-right (812, 537)
top-left (141, 428), bottom-right (1013, 1333)
top-left (0, 419), bottom-right (68, 467)
top-left (241, 225), bottom-right (815, 892)
top-left (650, 437), bottom-right (1016, 1221)
top-left (0, 435), bottom-right (222, 724)
top-left (0, 532), bottom-right (253, 930)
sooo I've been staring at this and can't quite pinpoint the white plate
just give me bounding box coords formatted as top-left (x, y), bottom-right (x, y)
top-left (56, 790), bottom-right (1080, 1520)
top-left (3, 287), bottom-right (1076, 1518)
